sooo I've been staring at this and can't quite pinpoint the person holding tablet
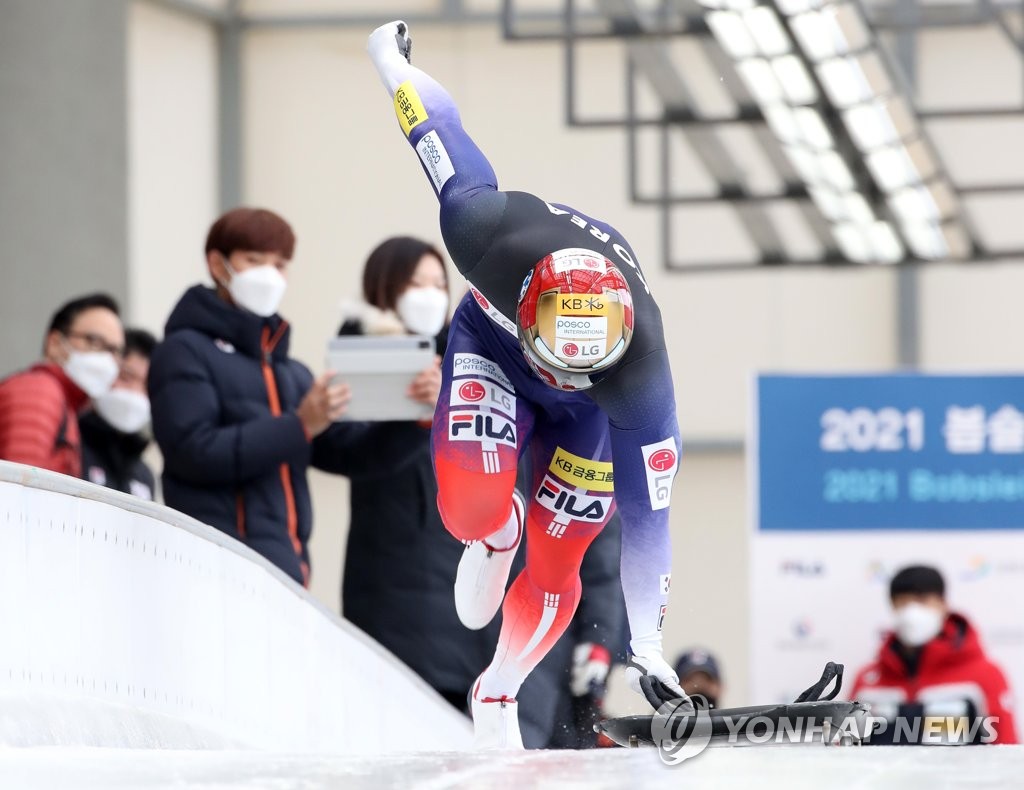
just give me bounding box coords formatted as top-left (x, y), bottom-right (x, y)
top-left (368, 22), bottom-right (685, 748)
top-left (337, 236), bottom-right (504, 711)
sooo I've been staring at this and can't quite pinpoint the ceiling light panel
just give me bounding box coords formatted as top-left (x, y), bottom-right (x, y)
top-left (706, 11), bottom-right (758, 60)
top-left (771, 54), bottom-right (819, 104)
top-left (743, 6), bottom-right (791, 57)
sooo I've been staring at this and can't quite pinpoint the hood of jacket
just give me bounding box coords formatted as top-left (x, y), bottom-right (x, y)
top-left (875, 612), bottom-right (983, 679)
top-left (337, 300), bottom-right (406, 337)
top-left (338, 299), bottom-right (449, 355)
top-left (78, 409), bottom-right (151, 460)
top-left (165, 284), bottom-right (290, 361)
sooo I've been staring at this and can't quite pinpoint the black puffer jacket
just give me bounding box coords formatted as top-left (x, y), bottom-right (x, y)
top-left (79, 412), bottom-right (157, 501)
top-left (337, 304), bottom-right (499, 698)
top-left (149, 285), bottom-right (420, 585)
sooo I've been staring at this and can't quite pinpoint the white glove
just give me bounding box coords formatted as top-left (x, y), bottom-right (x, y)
top-left (570, 643), bottom-right (611, 697)
top-left (625, 652), bottom-right (689, 711)
top-left (366, 21), bottom-right (413, 93)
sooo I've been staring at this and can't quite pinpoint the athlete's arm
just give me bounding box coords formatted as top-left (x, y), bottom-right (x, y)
top-left (366, 21), bottom-right (507, 275)
top-left (588, 335), bottom-right (683, 705)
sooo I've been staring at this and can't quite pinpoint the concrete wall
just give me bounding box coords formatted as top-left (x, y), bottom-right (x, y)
top-left (0, 461), bottom-right (471, 751)
top-left (127, 1), bottom-right (220, 338)
top-left (0, 0), bottom-right (129, 374)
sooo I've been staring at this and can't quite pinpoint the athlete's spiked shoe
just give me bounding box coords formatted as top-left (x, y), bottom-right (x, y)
top-left (470, 676), bottom-right (524, 750)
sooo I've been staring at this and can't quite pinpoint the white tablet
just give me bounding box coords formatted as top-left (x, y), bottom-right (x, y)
top-left (326, 335), bottom-right (436, 422)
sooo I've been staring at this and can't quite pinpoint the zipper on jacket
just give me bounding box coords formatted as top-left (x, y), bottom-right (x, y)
top-left (260, 323), bottom-right (304, 584)
top-left (236, 491), bottom-right (246, 538)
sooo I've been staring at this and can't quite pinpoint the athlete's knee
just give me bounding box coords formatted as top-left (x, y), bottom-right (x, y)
top-left (435, 457), bottom-right (517, 541)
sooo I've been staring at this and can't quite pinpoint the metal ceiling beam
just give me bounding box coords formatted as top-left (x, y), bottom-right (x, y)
top-left (665, 249), bottom-right (1024, 274)
top-left (977, 0), bottom-right (1024, 53)
top-left (217, 0), bottom-right (243, 211)
top-left (146, 0), bottom-right (229, 22)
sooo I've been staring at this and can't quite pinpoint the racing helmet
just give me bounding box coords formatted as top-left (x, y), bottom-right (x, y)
top-left (516, 248), bottom-right (634, 391)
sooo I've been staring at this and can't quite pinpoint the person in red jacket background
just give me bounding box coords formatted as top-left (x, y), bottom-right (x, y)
top-left (0, 293), bottom-right (124, 477)
top-left (851, 564), bottom-right (1017, 745)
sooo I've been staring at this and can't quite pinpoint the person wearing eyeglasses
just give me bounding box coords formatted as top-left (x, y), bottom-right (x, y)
top-left (0, 293), bottom-right (124, 477)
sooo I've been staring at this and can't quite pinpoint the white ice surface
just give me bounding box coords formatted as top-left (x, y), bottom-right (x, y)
top-left (1, 745), bottom-right (1022, 790)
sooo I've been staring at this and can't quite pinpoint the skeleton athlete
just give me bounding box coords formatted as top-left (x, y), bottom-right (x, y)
top-left (367, 21), bottom-right (687, 748)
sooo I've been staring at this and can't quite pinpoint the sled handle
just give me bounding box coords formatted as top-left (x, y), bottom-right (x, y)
top-left (794, 661), bottom-right (844, 703)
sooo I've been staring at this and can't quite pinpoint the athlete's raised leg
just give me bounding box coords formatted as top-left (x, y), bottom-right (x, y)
top-left (432, 310), bottom-right (535, 637)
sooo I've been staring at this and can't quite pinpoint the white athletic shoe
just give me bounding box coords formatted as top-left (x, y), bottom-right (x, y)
top-left (471, 677), bottom-right (524, 750)
top-left (454, 491), bottom-right (525, 630)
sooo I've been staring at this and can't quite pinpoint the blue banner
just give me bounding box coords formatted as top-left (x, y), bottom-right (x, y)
top-left (756, 374), bottom-right (1024, 531)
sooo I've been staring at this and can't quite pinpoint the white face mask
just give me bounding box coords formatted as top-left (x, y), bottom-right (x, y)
top-left (223, 261), bottom-right (288, 317)
top-left (396, 287), bottom-right (448, 336)
top-left (94, 389), bottom-right (151, 435)
top-left (895, 602), bottom-right (945, 647)
top-left (63, 348), bottom-right (119, 399)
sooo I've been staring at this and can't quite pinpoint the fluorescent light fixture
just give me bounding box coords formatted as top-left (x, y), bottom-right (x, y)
top-left (785, 148), bottom-right (854, 191)
top-left (697, 0), bottom-right (757, 9)
top-left (833, 222), bottom-right (871, 262)
top-left (866, 221), bottom-right (904, 263)
top-left (808, 187), bottom-right (844, 221)
top-left (891, 186), bottom-right (940, 223)
top-left (790, 9), bottom-right (845, 61)
top-left (793, 107), bottom-right (833, 149)
top-left (890, 181), bottom-right (957, 223)
top-left (844, 103), bottom-right (897, 150)
top-left (842, 192), bottom-right (874, 223)
top-left (808, 188), bottom-right (873, 223)
top-left (783, 145), bottom-right (821, 184)
top-left (737, 58), bottom-right (784, 104)
top-left (744, 6), bottom-right (791, 57)
top-left (866, 139), bottom-right (939, 192)
top-left (902, 223), bottom-right (949, 260)
top-left (835, 221), bottom-right (903, 263)
top-left (707, 11), bottom-right (758, 60)
top-left (789, 5), bottom-right (870, 62)
top-left (776, 0), bottom-right (824, 13)
top-left (701, 0), bottom-right (969, 266)
top-left (763, 104), bottom-right (801, 144)
top-left (816, 52), bottom-right (892, 108)
top-left (901, 222), bottom-right (969, 260)
top-left (771, 54), bottom-right (818, 104)
top-left (817, 150), bottom-right (855, 191)
top-left (843, 97), bottom-right (915, 151)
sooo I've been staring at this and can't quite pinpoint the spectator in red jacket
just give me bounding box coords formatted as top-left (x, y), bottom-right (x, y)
top-left (0, 294), bottom-right (124, 477)
top-left (851, 565), bottom-right (1017, 745)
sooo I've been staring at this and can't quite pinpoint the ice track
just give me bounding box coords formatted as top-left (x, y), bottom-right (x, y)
top-left (2, 745), bottom-right (1023, 790)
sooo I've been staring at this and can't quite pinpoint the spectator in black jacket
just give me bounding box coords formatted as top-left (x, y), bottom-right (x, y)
top-left (337, 236), bottom-right (496, 709)
top-left (80, 328), bottom-right (158, 500)
top-left (149, 208), bottom-right (418, 586)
